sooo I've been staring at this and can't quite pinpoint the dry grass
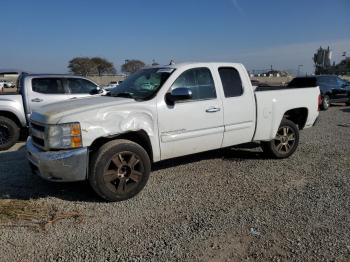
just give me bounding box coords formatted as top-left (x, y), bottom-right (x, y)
top-left (0, 199), bottom-right (83, 231)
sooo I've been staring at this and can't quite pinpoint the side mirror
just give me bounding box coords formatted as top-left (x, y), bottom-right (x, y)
top-left (165, 87), bottom-right (192, 105)
top-left (89, 87), bottom-right (104, 95)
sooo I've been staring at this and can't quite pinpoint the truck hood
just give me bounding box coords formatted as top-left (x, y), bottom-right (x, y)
top-left (31, 96), bottom-right (134, 124)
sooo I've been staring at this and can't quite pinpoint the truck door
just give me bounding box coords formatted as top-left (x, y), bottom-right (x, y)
top-left (157, 67), bottom-right (224, 160)
top-left (335, 77), bottom-right (349, 101)
top-left (216, 66), bottom-right (256, 147)
top-left (27, 77), bottom-right (69, 114)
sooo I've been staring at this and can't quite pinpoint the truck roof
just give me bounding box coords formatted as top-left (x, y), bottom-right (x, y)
top-left (24, 74), bottom-right (91, 78)
top-left (149, 62), bottom-right (244, 69)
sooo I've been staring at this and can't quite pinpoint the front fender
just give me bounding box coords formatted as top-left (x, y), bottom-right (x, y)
top-left (60, 106), bottom-right (161, 162)
top-left (0, 97), bottom-right (26, 126)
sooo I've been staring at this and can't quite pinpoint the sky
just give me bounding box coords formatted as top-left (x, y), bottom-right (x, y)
top-left (1, 0), bottom-right (349, 74)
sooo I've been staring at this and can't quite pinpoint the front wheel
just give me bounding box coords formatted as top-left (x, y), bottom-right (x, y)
top-left (89, 139), bottom-right (151, 202)
top-left (261, 119), bottom-right (300, 159)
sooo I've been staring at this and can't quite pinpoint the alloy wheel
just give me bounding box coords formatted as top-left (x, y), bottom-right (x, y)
top-left (274, 126), bottom-right (296, 154)
top-left (103, 151), bottom-right (144, 194)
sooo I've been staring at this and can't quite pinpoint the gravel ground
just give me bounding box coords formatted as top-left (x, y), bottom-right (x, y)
top-left (0, 106), bottom-right (349, 261)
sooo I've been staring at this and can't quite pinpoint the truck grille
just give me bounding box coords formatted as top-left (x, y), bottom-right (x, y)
top-left (30, 121), bottom-right (46, 149)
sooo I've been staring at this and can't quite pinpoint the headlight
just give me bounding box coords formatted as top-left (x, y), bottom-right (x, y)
top-left (47, 123), bottom-right (82, 149)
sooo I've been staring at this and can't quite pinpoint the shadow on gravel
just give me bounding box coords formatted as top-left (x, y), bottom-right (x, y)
top-left (0, 143), bottom-right (264, 202)
top-left (0, 148), bottom-right (100, 203)
top-left (341, 107), bottom-right (350, 113)
top-left (153, 142), bottom-right (264, 171)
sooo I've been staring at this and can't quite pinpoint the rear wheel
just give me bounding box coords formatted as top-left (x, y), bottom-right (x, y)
top-left (89, 139), bottom-right (151, 202)
top-left (321, 95), bottom-right (330, 110)
top-left (0, 116), bottom-right (20, 151)
top-left (261, 119), bottom-right (299, 159)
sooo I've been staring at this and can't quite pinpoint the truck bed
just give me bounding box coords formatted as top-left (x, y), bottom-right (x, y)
top-left (253, 86), bottom-right (320, 141)
top-left (255, 85), bottom-right (316, 92)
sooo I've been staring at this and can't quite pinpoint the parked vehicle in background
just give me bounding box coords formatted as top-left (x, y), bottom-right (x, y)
top-left (0, 74), bottom-right (103, 150)
top-left (104, 80), bottom-right (124, 91)
top-left (27, 62), bottom-right (320, 202)
top-left (0, 80), bottom-right (15, 88)
top-left (288, 75), bottom-right (350, 110)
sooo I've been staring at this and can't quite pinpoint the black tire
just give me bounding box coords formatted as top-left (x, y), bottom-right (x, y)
top-left (89, 139), bottom-right (151, 202)
top-left (321, 95), bottom-right (330, 110)
top-left (261, 119), bottom-right (300, 159)
top-left (0, 116), bottom-right (20, 151)
top-left (346, 97), bottom-right (350, 106)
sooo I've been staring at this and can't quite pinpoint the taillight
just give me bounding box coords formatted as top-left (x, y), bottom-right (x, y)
top-left (318, 95), bottom-right (322, 111)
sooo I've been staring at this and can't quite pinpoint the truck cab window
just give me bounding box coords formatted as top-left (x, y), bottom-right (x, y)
top-left (219, 67), bottom-right (243, 97)
top-left (171, 68), bottom-right (216, 101)
top-left (67, 78), bottom-right (97, 94)
top-left (32, 78), bottom-right (65, 94)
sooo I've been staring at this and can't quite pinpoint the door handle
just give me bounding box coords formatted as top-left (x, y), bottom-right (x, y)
top-left (31, 98), bottom-right (43, 102)
top-left (206, 107), bottom-right (221, 113)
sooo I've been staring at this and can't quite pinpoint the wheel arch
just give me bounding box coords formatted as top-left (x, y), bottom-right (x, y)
top-left (0, 110), bottom-right (22, 128)
top-left (89, 130), bottom-right (154, 163)
top-left (282, 107), bottom-right (308, 130)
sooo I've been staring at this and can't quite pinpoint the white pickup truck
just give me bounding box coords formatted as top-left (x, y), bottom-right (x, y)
top-left (0, 73), bottom-right (103, 150)
top-left (27, 62), bottom-right (320, 201)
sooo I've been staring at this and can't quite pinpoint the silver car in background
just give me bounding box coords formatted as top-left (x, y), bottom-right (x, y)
top-left (0, 73), bottom-right (103, 150)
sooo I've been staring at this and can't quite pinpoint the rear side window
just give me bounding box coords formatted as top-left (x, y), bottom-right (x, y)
top-left (219, 67), bottom-right (243, 97)
top-left (32, 78), bottom-right (65, 94)
top-left (171, 67), bottom-right (216, 101)
top-left (67, 78), bottom-right (97, 94)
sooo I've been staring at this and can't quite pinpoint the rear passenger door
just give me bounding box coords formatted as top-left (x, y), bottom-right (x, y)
top-left (217, 67), bottom-right (256, 147)
top-left (28, 78), bottom-right (69, 114)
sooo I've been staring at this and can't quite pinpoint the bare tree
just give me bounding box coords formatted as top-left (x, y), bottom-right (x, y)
top-left (121, 60), bottom-right (146, 74)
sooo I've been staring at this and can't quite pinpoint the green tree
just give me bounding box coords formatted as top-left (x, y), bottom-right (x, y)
top-left (121, 60), bottom-right (145, 74)
top-left (68, 57), bottom-right (94, 76)
top-left (68, 57), bottom-right (116, 76)
top-left (91, 57), bottom-right (116, 76)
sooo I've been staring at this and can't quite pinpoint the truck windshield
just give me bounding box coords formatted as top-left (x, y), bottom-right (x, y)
top-left (110, 68), bottom-right (174, 100)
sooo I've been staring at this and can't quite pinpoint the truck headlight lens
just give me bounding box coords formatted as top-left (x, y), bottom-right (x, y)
top-left (47, 123), bottom-right (82, 149)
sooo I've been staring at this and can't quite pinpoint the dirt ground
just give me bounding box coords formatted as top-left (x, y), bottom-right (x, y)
top-left (0, 106), bottom-right (349, 261)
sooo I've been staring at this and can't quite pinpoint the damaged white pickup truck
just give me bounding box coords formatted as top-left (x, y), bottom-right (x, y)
top-left (27, 62), bottom-right (320, 201)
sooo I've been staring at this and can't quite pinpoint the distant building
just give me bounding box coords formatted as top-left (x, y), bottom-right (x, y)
top-left (251, 70), bottom-right (290, 77)
top-left (265, 70), bottom-right (290, 77)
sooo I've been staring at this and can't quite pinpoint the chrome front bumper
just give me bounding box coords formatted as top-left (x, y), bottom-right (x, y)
top-left (26, 137), bottom-right (88, 182)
